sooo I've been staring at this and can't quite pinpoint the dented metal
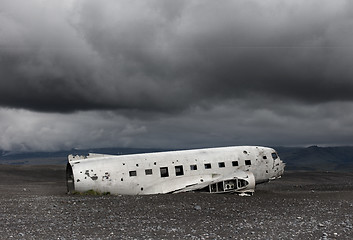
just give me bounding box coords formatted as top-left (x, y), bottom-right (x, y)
top-left (66, 146), bottom-right (285, 195)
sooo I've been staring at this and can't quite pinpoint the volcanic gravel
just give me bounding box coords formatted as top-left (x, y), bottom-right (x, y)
top-left (0, 165), bottom-right (352, 239)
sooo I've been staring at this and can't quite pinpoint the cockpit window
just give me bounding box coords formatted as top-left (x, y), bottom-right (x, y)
top-left (271, 152), bottom-right (278, 160)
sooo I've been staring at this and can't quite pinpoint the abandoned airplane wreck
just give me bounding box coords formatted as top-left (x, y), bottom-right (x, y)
top-left (66, 146), bottom-right (285, 195)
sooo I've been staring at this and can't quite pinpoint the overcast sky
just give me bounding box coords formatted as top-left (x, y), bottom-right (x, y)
top-left (1, 0), bottom-right (353, 152)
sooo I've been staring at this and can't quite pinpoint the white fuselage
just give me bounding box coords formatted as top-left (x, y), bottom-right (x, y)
top-left (66, 146), bottom-right (285, 195)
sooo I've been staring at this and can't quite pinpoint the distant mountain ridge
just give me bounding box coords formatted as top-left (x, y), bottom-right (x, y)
top-left (275, 146), bottom-right (353, 172)
top-left (1, 146), bottom-right (353, 171)
top-left (0, 147), bottom-right (169, 165)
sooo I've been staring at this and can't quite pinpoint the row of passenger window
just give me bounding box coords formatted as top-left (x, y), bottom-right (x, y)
top-left (129, 160), bottom-right (252, 177)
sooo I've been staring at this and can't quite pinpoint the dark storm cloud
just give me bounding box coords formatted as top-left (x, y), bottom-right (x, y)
top-left (1, 0), bottom-right (353, 113)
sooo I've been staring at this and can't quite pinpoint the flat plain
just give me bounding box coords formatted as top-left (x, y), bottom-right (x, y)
top-left (0, 165), bottom-right (352, 239)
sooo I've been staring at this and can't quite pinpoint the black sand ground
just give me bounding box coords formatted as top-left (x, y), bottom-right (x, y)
top-left (0, 165), bottom-right (352, 239)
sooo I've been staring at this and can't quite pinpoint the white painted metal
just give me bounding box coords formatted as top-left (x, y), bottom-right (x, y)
top-left (66, 146), bottom-right (285, 195)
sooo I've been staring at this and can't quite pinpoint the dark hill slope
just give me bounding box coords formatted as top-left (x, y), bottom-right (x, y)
top-left (276, 146), bottom-right (353, 171)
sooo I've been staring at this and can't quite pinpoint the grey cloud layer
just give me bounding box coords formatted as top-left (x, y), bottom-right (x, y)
top-left (2, 100), bottom-right (353, 152)
top-left (1, 0), bottom-right (353, 113)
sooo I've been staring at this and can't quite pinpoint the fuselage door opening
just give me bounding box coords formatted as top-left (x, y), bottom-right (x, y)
top-left (66, 163), bottom-right (75, 193)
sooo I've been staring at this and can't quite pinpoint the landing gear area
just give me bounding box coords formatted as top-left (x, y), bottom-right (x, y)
top-left (208, 179), bottom-right (252, 194)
